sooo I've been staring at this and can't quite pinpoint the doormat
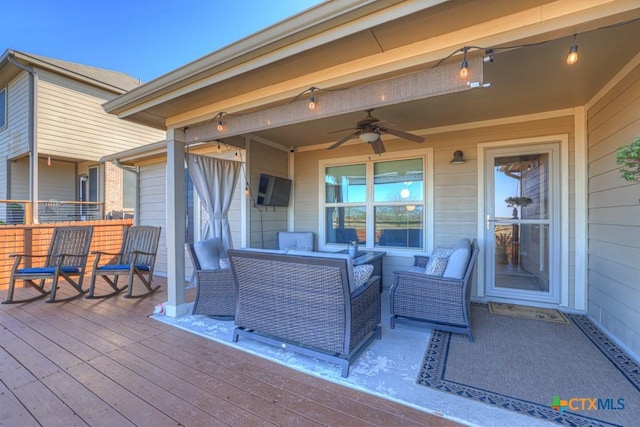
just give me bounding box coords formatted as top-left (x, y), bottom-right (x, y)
top-left (418, 305), bottom-right (640, 426)
top-left (488, 301), bottom-right (569, 324)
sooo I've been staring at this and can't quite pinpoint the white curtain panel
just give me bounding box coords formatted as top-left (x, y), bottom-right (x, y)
top-left (186, 154), bottom-right (241, 249)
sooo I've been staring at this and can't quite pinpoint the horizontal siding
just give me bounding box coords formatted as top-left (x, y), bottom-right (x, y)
top-left (36, 70), bottom-right (163, 161)
top-left (248, 140), bottom-right (288, 249)
top-left (139, 163), bottom-right (168, 275)
top-left (0, 72), bottom-right (30, 162)
top-left (587, 60), bottom-right (640, 359)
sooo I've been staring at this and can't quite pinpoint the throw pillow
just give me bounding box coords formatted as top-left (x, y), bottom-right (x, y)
top-left (424, 246), bottom-right (452, 275)
top-left (219, 258), bottom-right (230, 269)
top-left (353, 264), bottom-right (374, 288)
top-left (425, 256), bottom-right (448, 276)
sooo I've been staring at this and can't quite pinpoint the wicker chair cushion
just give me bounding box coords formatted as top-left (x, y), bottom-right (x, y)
top-left (353, 264), bottom-right (374, 288)
top-left (193, 238), bottom-right (226, 270)
top-left (277, 231), bottom-right (313, 251)
top-left (443, 238), bottom-right (472, 279)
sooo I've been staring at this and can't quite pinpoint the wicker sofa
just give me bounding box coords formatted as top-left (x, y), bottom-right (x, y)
top-left (390, 238), bottom-right (479, 341)
top-left (227, 248), bottom-right (382, 377)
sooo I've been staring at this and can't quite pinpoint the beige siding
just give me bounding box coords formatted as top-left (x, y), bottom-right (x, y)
top-left (248, 140), bottom-right (289, 249)
top-left (0, 73), bottom-right (31, 200)
top-left (36, 69), bottom-right (163, 161)
top-left (9, 156), bottom-right (29, 200)
top-left (587, 62), bottom-right (640, 358)
top-left (139, 162), bottom-right (168, 275)
top-left (38, 158), bottom-right (76, 200)
top-left (294, 116), bottom-right (575, 291)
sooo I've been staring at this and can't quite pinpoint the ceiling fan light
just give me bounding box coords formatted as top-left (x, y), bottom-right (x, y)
top-left (359, 131), bottom-right (379, 143)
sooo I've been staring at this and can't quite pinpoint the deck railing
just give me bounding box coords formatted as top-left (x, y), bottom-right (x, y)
top-left (0, 200), bottom-right (108, 225)
top-left (0, 219), bottom-right (134, 291)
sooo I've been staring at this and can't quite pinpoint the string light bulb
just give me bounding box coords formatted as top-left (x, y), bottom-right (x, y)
top-left (566, 34), bottom-right (579, 65)
top-left (216, 119), bottom-right (224, 132)
top-left (245, 185), bottom-right (250, 196)
top-left (47, 156), bottom-right (51, 166)
top-left (308, 96), bottom-right (316, 110)
top-left (459, 47), bottom-right (469, 79)
top-left (216, 141), bottom-right (221, 153)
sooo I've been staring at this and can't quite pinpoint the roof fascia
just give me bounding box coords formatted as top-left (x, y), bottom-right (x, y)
top-left (103, 0), bottom-right (441, 116)
top-left (9, 50), bottom-right (128, 94)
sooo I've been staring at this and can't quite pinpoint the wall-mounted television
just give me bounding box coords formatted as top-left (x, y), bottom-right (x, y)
top-left (257, 173), bottom-right (292, 207)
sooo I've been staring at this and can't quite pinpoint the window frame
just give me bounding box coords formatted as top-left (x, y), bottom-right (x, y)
top-left (318, 148), bottom-right (434, 255)
top-left (0, 87), bottom-right (7, 129)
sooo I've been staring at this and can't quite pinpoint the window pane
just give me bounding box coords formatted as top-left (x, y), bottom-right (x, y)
top-left (374, 158), bottom-right (423, 202)
top-left (375, 205), bottom-right (424, 248)
top-left (325, 164), bottom-right (366, 203)
top-left (0, 88), bottom-right (6, 128)
top-left (122, 169), bottom-right (136, 209)
top-left (494, 153), bottom-right (549, 220)
top-left (325, 206), bottom-right (366, 245)
top-left (88, 167), bottom-right (98, 202)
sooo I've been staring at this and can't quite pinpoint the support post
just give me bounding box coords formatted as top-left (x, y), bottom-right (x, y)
top-left (165, 129), bottom-right (188, 317)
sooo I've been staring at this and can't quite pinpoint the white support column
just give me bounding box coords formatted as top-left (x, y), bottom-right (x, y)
top-left (573, 107), bottom-right (588, 311)
top-left (165, 129), bottom-right (188, 317)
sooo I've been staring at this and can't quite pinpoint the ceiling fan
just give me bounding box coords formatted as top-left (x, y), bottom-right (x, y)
top-left (328, 109), bottom-right (425, 154)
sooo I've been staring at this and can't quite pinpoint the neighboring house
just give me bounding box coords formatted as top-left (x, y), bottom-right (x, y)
top-left (103, 0), bottom-right (640, 361)
top-left (0, 49), bottom-right (165, 223)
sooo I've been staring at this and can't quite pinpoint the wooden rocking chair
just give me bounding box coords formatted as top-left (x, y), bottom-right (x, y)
top-left (2, 226), bottom-right (94, 304)
top-left (87, 225), bottom-right (161, 299)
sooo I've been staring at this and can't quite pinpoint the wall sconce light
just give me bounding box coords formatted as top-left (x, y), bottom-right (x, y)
top-left (566, 34), bottom-right (579, 65)
top-left (450, 150), bottom-right (465, 164)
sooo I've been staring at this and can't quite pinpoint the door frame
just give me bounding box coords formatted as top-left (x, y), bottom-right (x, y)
top-left (477, 134), bottom-right (570, 307)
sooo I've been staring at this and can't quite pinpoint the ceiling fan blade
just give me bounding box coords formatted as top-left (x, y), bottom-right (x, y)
top-left (371, 138), bottom-right (386, 155)
top-left (382, 127), bottom-right (425, 143)
top-left (328, 131), bottom-right (359, 150)
top-left (328, 127), bottom-right (356, 135)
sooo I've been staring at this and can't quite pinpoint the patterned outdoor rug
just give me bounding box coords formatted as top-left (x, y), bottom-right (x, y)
top-left (418, 304), bottom-right (640, 426)
top-left (488, 301), bottom-right (570, 324)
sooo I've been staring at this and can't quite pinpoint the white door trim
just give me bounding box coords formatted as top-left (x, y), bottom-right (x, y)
top-left (477, 134), bottom-right (570, 307)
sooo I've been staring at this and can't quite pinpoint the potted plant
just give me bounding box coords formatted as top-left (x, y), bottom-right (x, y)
top-left (495, 232), bottom-right (512, 264)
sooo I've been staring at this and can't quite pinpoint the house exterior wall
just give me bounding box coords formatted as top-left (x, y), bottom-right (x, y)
top-left (586, 61), bottom-right (640, 358)
top-left (0, 73), bottom-right (31, 204)
top-left (248, 140), bottom-right (289, 249)
top-left (293, 115), bottom-right (576, 296)
top-left (36, 69), bottom-right (164, 160)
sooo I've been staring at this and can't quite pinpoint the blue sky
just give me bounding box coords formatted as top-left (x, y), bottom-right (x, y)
top-left (2, 0), bottom-right (322, 83)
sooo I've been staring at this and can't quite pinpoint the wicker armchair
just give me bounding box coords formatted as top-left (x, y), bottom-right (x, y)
top-left (390, 239), bottom-right (479, 341)
top-left (187, 238), bottom-right (236, 318)
top-left (228, 249), bottom-right (381, 377)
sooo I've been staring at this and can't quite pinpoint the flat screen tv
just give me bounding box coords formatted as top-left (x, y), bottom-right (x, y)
top-left (257, 173), bottom-right (292, 207)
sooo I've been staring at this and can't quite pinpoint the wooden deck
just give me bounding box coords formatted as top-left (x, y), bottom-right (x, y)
top-left (0, 276), bottom-right (457, 426)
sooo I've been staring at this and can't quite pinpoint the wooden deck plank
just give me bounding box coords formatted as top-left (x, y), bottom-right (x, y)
top-left (0, 380), bottom-right (39, 427)
top-left (0, 277), bottom-right (457, 426)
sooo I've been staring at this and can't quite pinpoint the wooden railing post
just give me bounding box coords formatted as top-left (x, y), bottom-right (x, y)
top-left (25, 202), bottom-right (33, 225)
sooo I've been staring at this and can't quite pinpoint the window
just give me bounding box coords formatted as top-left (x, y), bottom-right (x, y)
top-left (322, 151), bottom-right (431, 250)
top-left (88, 166), bottom-right (99, 202)
top-left (122, 169), bottom-right (136, 209)
top-left (0, 88), bottom-right (7, 129)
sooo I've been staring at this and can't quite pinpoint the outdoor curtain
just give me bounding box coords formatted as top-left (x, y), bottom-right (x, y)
top-left (186, 154), bottom-right (241, 249)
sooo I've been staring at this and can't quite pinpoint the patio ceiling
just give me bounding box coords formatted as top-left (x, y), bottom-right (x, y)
top-left (252, 17), bottom-right (640, 149)
top-left (104, 1), bottom-right (640, 152)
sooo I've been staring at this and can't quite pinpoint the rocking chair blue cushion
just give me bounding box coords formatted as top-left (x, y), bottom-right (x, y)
top-left (97, 264), bottom-right (151, 271)
top-left (17, 266), bottom-right (80, 274)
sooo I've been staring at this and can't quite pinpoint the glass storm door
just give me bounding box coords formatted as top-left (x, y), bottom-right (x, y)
top-left (485, 144), bottom-right (560, 304)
